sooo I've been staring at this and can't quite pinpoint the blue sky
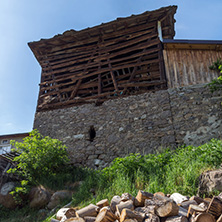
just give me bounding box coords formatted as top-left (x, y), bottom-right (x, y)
top-left (0, 0), bottom-right (221, 135)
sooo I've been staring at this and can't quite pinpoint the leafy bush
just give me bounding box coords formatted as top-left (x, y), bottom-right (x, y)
top-left (8, 129), bottom-right (69, 183)
top-left (208, 59), bottom-right (222, 92)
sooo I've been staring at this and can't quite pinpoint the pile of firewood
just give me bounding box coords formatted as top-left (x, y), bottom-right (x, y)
top-left (51, 190), bottom-right (222, 222)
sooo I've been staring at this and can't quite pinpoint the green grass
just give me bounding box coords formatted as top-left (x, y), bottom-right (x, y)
top-left (1, 139), bottom-right (222, 222)
top-left (71, 138), bottom-right (222, 208)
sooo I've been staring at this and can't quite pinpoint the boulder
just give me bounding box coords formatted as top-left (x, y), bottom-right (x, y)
top-left (47, 190), bottom-right (72, 210)
top-left (0, 182), bottom-right (17, 209)
top-left (198, 169), bottom-right (222, 195)
top-left (29, 186), bottom-right (51, 208)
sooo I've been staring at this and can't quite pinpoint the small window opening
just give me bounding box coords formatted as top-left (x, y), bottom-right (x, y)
top-left (89, 126), bottom-right (96, 142)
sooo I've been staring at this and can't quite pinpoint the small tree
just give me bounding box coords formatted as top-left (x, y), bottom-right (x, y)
top-left (8, 129), bottom-right (70, 184)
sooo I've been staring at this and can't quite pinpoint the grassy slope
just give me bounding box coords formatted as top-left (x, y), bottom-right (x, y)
top-left (1, 139), bottom-right (222, 222)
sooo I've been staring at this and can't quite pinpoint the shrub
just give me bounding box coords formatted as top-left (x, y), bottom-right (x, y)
top-left (208, 59), bottom-right (222, 92)
top-left (8, 129), bottom-right (70, 184)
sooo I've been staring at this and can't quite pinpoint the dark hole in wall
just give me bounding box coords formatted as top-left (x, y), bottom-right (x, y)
top-left (89, 126), bottom-right (96, 142)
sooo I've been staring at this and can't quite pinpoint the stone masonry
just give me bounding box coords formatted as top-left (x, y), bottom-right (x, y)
top-left (34, 84), bottom-right (222, 168)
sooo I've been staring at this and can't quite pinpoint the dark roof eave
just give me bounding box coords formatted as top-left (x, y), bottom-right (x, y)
top-left (163, 39), bottom-right (222, 45)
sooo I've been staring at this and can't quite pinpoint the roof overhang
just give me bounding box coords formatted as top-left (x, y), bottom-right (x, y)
top-left (163, 39), bottom-right (222, 50)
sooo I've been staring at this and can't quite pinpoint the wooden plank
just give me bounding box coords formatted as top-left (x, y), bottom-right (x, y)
top-left (43, 22), bottom-right (157, 55)
top-left (42, 37), bottom-right (159, 75)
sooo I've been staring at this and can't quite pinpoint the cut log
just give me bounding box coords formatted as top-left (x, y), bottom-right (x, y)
top-left (116, 200), bottom-right (134, 216)
top-left (134, 190), bottom-right (153, 207)
top-left (123, 219), bottom-right (138, 222)
top-left (121, 193), bottom-right (134, 202)
top-left (144, 213), bottom-right (160, 222)
top-left (63, 217), bottom-right (85, 222)
top-left (84, 216), bottom-right (96, 222)
top-left (134, 206), bottom-right (154, 215)
top-left (189, 196), bottom-right (208, 205)
top-left (178, 206), bottom-right (188, 217)
top-left (110, 195), bottom-right (121, 213)
top-left (191, 213), bottom-right (215, 222)
top-left (57, 208), bottom-right (76, 220)
top-left (207, 196), bottom-right (222, 218)
top-left (95, 206), bottom-right (118, 222)
top-left (155, 201), bottom-right (179, 218)
top-left (76, 204), bottom-right (99, 218)
top-left (65, 208), bottom-right (77, 219)
top-left (96, 199), bottom-right (109, 209)
top-left (120, 208), bottom-right (145, 222)
top-left (154, 192), bottom-right (165, 197)
top-left (165, 216), bottom-right (188, 222)
top-left (187, 204), bottom-right (206, 217)
top-left (170, 193), bottom-right (189, 204)
top-left (179, 200), bottom-right (198, 210)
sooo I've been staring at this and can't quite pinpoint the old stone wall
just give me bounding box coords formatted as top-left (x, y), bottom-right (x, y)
top-left (34, 84), bottom-right (222, 168)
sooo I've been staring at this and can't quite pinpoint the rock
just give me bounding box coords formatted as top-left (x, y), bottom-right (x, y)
top-left (47, 190), bottom-right (72, 210)
top-left (198, 169), bottom-right (222, 195)
top-left (0, 182), bottom-right (17, 209)
top-left (29, 186), bottom-right (51, 209)
top-left (0, 182), bottom-right (15, 195)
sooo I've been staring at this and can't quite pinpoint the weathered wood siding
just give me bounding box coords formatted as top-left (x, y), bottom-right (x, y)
top-left (163, 48), bottom-right (222, 88)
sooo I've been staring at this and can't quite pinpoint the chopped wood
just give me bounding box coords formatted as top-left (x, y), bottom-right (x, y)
top-left (165, 215), bottom-right (188, 222)
top-left (63, 217), bottom-right (85, 222)
top-left (57, 208), bottom-right (75, 220)
top-left (191, 213), bottom-right (215, 222)
top-left (155, 201), bottom-right (179, 218)
top-left (120, 209), bottom-right (145, 222)
top-left (121, 193), bottom-right (134, 202)
top-left (123, 219), bottom-right (138, 222)
top-left (135, 190), bottom-right (153, 207)
top-left (178, 206), bottom-right (188, 217)
top-left (84, 216), bottom-right (96, 222)
top-left (187, 204), bottom-right (206, 217)
top-left (76, 204), bottom-right (99, 218)
top-left (110, 195), bottom-right (121, 213)
top-left (153, 192), bottom-right (165, 197)
top-left (95, 206), bottom-right (118, 222)
top-left (207, 196), bottom-right (222, 218)
top-left (65, 208), bottom-right (77, 219)
top-left (189, 196), bottom-right (208, 205)
top-left (96, 199), bottom-right (109, 209)
top-left (144, 213), bottom-right (160, 222)
top-left (116, 200), bottom-right (134, 216)
top-left (170, 193), bottom-right (189, 204)
top-left (179, 200), bottom-right (198, 210)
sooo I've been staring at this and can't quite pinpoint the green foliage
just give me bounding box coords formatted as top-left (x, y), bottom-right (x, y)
top-left (208, 59), bottom-right (222, 92)
top-left (8, 129), bottom-right (70, 184)
top-left (71, 139), bottom-right (222, 208)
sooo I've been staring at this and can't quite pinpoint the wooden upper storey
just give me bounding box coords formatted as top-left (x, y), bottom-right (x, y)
top-left (29, 6), bottom-right (177, 111)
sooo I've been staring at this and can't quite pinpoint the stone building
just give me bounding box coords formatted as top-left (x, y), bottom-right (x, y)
top-left (29, 6), bottom-right (222, 168)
